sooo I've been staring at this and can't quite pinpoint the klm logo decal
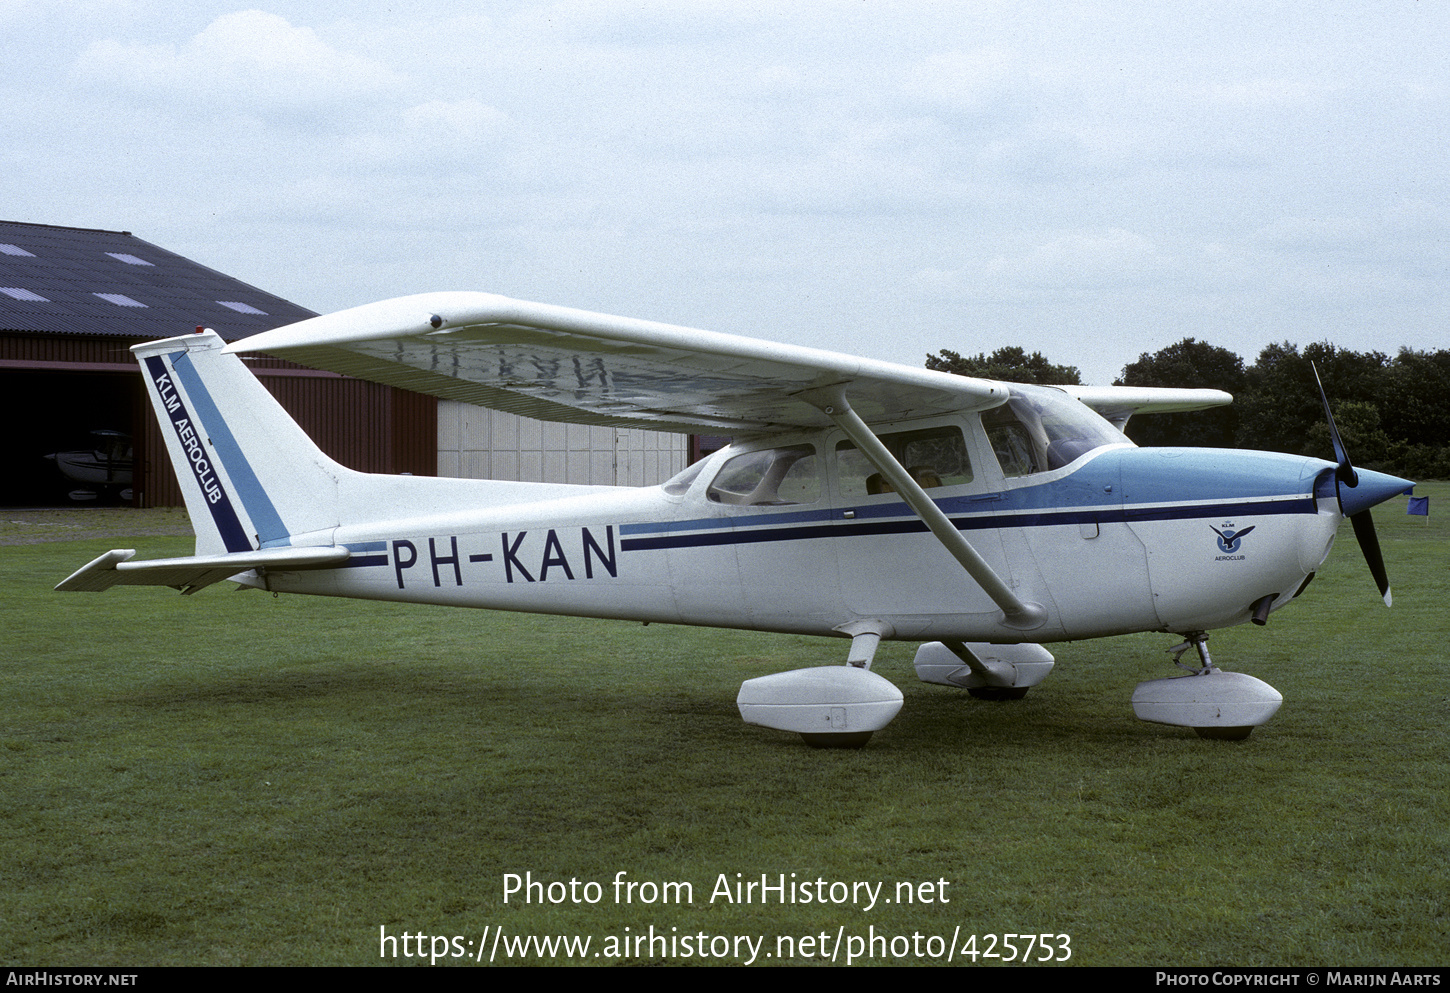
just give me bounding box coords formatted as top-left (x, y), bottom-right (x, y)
top-left (1211, 523), bottom-right (1255, 560)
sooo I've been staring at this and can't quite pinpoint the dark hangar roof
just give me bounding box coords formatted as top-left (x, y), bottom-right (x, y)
top-left (0, 220), bottom-right (318, 342)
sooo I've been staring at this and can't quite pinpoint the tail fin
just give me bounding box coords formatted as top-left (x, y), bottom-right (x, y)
top-left (136, 330), bottom-right (344, 554)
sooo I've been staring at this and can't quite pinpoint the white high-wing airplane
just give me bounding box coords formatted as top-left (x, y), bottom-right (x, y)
top-left (58, 292), bottom-right (1414, 745)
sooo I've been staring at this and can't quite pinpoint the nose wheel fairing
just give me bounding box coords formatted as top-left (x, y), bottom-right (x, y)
top-left (1132, 671), bottom-right (1283, 740)
top-left (1132, 634), bottom-right (1283, 739)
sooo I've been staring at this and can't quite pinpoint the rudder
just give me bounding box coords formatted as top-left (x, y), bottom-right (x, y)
top-left (136, 329), bottom-right (345, 555)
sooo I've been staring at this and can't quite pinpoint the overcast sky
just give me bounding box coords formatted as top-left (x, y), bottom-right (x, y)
top-left (6, 0), bottom-right (1446, 385)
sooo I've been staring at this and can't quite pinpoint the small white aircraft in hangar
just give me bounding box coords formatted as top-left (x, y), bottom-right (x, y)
top-left (58, 292), bottom-right (1414, 745)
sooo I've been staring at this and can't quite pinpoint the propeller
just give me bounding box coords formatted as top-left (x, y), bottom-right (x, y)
top-left (1311, 363), bottom-right (1409, 607)
top-left (1313, 362), bottom-right (1358, 490)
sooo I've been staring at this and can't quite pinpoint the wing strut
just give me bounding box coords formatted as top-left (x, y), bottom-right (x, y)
top-left (805, 388), bottom-right (1047, 631)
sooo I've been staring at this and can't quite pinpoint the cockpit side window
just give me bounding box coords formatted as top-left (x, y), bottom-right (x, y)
top-left (707, 445), bottom-right (820, 505)
top-left (661, 459), bottom-right (707, 496)
top-left (983, 399), bottom-right (1048, 477)
top-left (836, 426), bottom-right (973, 497)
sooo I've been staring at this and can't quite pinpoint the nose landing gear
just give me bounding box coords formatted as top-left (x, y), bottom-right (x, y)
top-left (1131, 633), bottom-right (1283, 740)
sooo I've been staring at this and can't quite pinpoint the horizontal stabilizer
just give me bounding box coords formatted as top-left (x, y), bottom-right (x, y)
top-left (1058, 385), bottom-right (1232, 430)
top-left (56, 546), bottom-right (351, 594)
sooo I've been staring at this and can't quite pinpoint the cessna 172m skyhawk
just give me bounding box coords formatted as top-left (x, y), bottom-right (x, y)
top-left (58, 292), bottom-right (1414, 744)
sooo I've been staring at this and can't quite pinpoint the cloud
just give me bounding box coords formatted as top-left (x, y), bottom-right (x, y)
top-left (899, 47), bottom-right (1019, 114)
top-left (1250, 215), bottom-right (1372, 251)
top-left (916, 228), bottom-right (1172, 299)
top-left (342, 99), bottom-right (509, 166)
top-left (505, 0), bottom-right (778, 44)
top-left (402, 99), bottom-right (507, 142)
top-left (73, 10), bottom-right (404, 112)
top-left (1198, 75), bottom-right (1340, 109)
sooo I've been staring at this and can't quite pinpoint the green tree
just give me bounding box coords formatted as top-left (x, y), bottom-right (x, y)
top-left (1236, 342), bottom-right (1392, 460)
top-left (1114, 338), bottom-right (1245, 448)
top-left (1302, 400), bottom-right (1392, 466)
top-left (1380, 348), bottom-right (1450, 445)
top-left (925, 346), bottom-right (1080, 385)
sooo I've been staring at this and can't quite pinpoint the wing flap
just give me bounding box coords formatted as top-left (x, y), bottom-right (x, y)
top-left (57, 546), bottom-right (351, 594)
top-left (229, 292), bottom-right (1009, 433)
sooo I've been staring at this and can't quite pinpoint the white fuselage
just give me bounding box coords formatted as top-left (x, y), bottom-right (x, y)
top-left (254, 423), bottom-right (1343, 646)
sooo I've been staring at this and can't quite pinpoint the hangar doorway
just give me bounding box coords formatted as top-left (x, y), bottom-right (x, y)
top-left (0, 369), bottom-right (145, 507)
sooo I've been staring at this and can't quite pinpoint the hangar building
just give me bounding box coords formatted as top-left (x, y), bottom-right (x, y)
top-left (0, 220), bottom-right (688, 508)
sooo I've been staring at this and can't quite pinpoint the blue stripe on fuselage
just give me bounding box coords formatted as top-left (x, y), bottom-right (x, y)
top-left (617, 495), bottom-right (1316, 552)
top-left (619, 447), bottom-right (1326, 552)
top-left (339, 540), bottom-right (389, 567)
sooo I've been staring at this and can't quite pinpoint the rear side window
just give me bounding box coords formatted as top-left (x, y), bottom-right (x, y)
top-left (707, 445), bottom-right (819, 505)
top-left (661, 460), bottom-right (706, 496)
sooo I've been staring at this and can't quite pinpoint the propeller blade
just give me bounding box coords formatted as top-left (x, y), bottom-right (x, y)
top-left (1312, 361), bottom-right (1357, 487)
top-left (1350, 510), bottom-right (1391, 607)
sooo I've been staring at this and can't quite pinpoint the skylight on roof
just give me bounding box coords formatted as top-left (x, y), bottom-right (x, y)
top-left (0, 244), bottom-right (36, 257)
top-left (1, 287), bottom-right (49, 302)
top-left (93, 292), bottom-right (148, 308)
top-left (106, 252), bottom-right (154, 266)
top-left (217, 300), bottom-right (268, 315)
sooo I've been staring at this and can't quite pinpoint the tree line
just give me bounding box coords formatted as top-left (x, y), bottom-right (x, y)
top-left (926, 341), bottom-right (1449, 479)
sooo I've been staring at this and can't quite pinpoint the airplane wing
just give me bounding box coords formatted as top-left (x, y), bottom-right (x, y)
top-left (228, 292), bottom-right (1013, 433)
top-left (56, 546), bottom-right (351, 595)
top-left (1057, 385), bottom-right (1233, 430)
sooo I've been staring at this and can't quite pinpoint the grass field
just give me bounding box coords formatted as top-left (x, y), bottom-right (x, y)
top-left (2, 486), bottom-right (1446, 966)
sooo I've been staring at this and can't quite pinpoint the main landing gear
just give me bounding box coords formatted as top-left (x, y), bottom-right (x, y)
top-left (736, 622), bottom-right (903, 748)
top-left (736, 628), bottom-right (1058, 748)
top-left (912, 641), bottom-right (1055, 700)
top-left (1131, 633), bottom-right (1283, 740)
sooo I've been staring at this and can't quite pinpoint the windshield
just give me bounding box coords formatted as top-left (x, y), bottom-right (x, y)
top-left (982, 386), bottom-right (1127, 477)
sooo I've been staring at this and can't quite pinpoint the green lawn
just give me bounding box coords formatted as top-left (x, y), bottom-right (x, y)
top-left (1, 485), bottom-right (1445, 966)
